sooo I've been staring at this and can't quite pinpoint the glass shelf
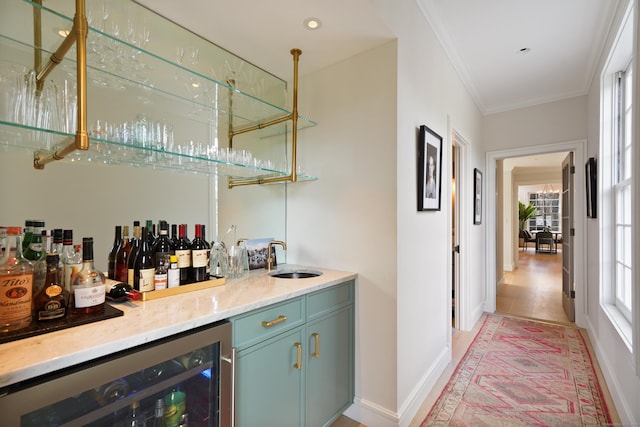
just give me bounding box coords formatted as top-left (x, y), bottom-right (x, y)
top-left (0, 120), bottom-right (318, 182)
top-left (0, 0), bottom-right (317, 182)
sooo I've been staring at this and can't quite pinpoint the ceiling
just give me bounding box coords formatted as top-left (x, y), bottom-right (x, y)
top-left (136, 0), bottom-right (622, 115)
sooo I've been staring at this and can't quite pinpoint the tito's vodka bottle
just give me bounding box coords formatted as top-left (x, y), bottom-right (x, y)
top-left (0, 227), bottom-right (34, 332)
top-left (71, 237), bottom-right (106, 315)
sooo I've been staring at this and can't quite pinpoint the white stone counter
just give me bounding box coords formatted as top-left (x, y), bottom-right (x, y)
top-left (0, 265), bottom-right (356, 389)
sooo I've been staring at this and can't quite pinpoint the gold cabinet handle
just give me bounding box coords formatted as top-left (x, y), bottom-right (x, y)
top-left (261, 315), bottom-right (287, 328)
top-left (293, 342), bottom-right (302, 369)
top-left (311, 333), bottom-right (320, 358)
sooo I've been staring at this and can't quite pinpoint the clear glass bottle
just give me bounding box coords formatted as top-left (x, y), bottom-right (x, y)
top-left (0, 226), bottom-right (34, 332)
top-left (34, 254), bottom-right (69, 321)
top-left (71, 237), bottom-right (106, 315)
top-left (50, 228), bottom-right (64, 256)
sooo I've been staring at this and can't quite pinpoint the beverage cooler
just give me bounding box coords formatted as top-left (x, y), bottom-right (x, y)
top-left (0, 320), bottom-right (234, 427)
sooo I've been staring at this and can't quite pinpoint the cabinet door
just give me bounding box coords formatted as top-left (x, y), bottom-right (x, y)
top-left (305, 305), bottom-right (354, 427)
top-left (236, 327), bottom-right (305, 427)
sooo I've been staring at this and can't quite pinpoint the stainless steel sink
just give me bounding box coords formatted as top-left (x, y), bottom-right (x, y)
top-left (269, 269), bottom-right (323, 279)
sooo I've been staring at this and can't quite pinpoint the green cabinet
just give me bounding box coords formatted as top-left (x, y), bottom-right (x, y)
top-left (231, 281), bottom-right (355, 427)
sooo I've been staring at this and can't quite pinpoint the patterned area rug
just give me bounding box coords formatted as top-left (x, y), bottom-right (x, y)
top-left (422, 314), bottom-right (612, 426)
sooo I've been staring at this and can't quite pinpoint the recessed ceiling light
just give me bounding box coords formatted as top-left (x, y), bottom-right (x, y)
top-left (518, 47), bottom-right (531, 54)
top-left (304, 17), bottom-right (321, 30)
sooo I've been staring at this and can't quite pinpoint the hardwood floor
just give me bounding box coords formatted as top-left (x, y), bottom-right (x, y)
top-left (497, 249), bottom-right (571, 324)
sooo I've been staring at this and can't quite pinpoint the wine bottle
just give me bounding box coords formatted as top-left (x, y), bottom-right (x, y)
top-left (152, 221), bottom-right (174, 268)
top-left (145, 219), bottom-right (156, 247)
top-left (175, 224), bottom-right (192, 285)
top-left (0, 226), bottom-right (34, 332)
top-left (107, 225), bottom-right (122, 279)
top-left (71, 237), bottom-right (106, 315)
top-left (191, 224), bottom-right (209, 282)
top-left (170, 223), bottom-right (179, 248)
top-left (115, 225), bottom-right (132, 283)
top-left (105, 278), bottom-right (142, 301)
top-left (34, 254), bottom-right (69, 321)
top-left (128, 222), bottom-right (142, 287)
top-left (201, 224), bottom-right (211, 278)
top-left (135, 227), bottom-right (155, 292)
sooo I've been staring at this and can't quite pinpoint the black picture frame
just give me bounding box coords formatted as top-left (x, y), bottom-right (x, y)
top-left (417, 125), bottom-right (443, 211)
top-left (473, 168), bottom-right (482, 224)
top-left (586, 157), bottom-right (597, 218)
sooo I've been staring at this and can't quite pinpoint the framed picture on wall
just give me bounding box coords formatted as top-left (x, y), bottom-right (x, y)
top-left (473, 168), bottom-right (482, 224)
top-left (417, 124), bottom-right (443, 211)
top-left (586, 157), bottom-right (597, 218)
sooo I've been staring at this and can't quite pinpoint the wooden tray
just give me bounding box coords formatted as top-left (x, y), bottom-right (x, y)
top-left (141, 276), bottom-right (226, 301)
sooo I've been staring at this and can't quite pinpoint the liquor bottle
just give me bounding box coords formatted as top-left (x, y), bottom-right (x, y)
top-left (42, 229), bottom-right (52, 254)
top-left (175, 224), bottom-right (192, 285)
top-left (34, 254), bottom-right (69, 321)
top-left (191, 224), bottom-right (209, 282)
top-left (0, 226), bottom-right (34, 332)
top-left (107, 225), bottom-right (122, 279)
top-left (50, 229), bottom-right (64, 256)
top-left (151, 398), bottom-right (166, 427)
top-left (64, 243), bottom-right (82, 293)
top-left (134, 227), bottom-right (155, 292)
top-left (167, 255), bottom-right (179, 288)
top-left (23, 221), bottom-right (46, 295)
top-left (115, 225), bottom-right (132, 283)
top-left (126, 401), bottom-right (147, 427)
top-left (154, 255), bottom-right (168, 290)
top-left (22, 220), bottom-right (34, 251)
top-left (152, 221), bottom-right (174, 268)
top-left (128, 222), bottom-right (142, 287)
top-left (60, 230), bottom-right (75, 289)
top-left (105, 278), bottom-right (142, 301)
top-left (71, 237), bottom-right (106, 315)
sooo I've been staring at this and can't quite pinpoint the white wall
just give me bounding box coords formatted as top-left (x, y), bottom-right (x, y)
top-left (289, 0), bottom-right (485, 424)
top-left (582, 1), bottom-right (640, 424)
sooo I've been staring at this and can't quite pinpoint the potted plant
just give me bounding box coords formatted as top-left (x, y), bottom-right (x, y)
top-left (518, 201), bottom-right (539, 248)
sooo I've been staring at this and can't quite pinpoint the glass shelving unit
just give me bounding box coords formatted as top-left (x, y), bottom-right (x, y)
top-left (0, 0), bottom-right (317, 183)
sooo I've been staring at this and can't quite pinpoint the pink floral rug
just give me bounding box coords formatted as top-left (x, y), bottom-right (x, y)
top-left (422, 314), bottom-right (612, 426)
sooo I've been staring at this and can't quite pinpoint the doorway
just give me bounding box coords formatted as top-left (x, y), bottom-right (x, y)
top-left (484, 140), bottom-right (586, 327)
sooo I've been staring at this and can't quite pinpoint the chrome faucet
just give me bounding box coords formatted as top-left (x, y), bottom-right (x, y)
top-left (267, 240), bottom-right (287, 271)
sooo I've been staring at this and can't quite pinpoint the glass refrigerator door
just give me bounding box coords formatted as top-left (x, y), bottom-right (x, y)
top-left (1, 320), bottom-right (232, 427)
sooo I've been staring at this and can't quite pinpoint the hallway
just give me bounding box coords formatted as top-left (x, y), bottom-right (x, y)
top-left (497, 249), bottom-right (571, 324)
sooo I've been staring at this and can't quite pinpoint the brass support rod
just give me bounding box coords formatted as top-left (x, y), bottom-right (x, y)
top-left (227, 79), bottom-right (235, 149)
top-left (34, 0), bottom-right (89, 169)
top-left (227, 49), bottom-right (302, 188)
top-left (33, 0), bottom-right (43, 93)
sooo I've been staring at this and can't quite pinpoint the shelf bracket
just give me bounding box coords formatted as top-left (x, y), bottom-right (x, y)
top-left (33, 0), bottom-right (89, 170)
top-left (227, 48), bottom-right (301, 188)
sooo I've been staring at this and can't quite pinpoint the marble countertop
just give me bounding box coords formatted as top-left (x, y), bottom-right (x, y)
top-left (0, 265), bottom-right (356, 390)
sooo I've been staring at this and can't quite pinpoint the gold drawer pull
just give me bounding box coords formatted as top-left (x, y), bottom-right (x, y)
top-left (294, 342), bottom-right (302, 369)
top-left (312, 333), bottom-right (320, 358)
top-left (261, 315), bottom-right (287, 328)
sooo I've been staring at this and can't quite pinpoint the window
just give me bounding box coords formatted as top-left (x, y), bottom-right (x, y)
top-left (528, 190), bottom-right (560, 232)
top-left (599, 2), bottom-right (634, 350)
top-left (613, 65), bottom-right (633, 322)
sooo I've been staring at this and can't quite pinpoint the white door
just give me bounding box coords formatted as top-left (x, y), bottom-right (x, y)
top-left (562, 152), bottom-right (575, 321)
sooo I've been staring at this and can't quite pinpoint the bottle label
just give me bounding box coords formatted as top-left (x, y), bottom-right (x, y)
top-left (37, 301), bottom-right (66, 320)
top-left (192, 249), bottom-right (208, 268)
top-left (167, 268), bottom-right (180, 288)
top-left (139, 268), bottom-right (155, 292)
top-left (154, 273), bottom-right (168, 290)
top-left (0, 273), bottom-right (33, 322)
top-left (128, 268), bottom-right (135, 286)
top-left (46, 285), bottom-right (63, 297)
top-left (175, 249), bottom-right (191, 268)
top-left (74, 284), bottom-right (106, 308)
